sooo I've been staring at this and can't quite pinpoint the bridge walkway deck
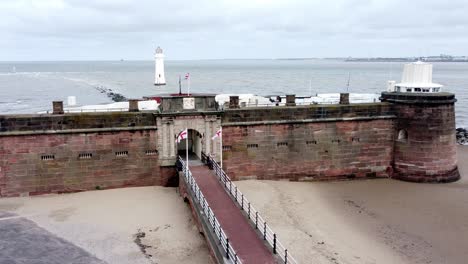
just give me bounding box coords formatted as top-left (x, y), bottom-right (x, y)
top-left (190, 165), bottom-right (276, 264)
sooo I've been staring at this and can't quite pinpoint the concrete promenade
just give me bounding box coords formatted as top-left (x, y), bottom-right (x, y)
top-left (190, 165), bottom-right (276, 264)
top-left (0, 211), bottom-right (105, 264)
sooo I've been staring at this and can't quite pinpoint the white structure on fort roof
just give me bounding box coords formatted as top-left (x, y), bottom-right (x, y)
top-left (387, 61), bottom-right (443, 93)
top-left (154, 46), bottom-right (166, 86)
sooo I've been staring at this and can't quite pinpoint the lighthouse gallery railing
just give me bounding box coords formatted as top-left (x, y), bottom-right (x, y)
top-left (207, 155), bottom-right (298, 264)
top-left (179, 157), bottom-right (242, 264)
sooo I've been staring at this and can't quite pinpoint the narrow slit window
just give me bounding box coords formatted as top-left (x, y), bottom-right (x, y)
top-left (306, 140), bottom-right (317, 145)
top-left (78, 153), bottom-right (93, 159)
top-left (352, 137), bottom-right (360, 142)
top-left (115, 151), bottom-right (129, 157)
top-left (277, 142), bottom-right (288, 147)
top-left (247, 144), bottom-right (258, 149)
top-left (145, 150), bottom-right (158, 156)
top-left (41, 155), bottom-right (55, 161)
top-left (332, 139), bottom-right (341, 143)
top-left (222, 145), bottom-right (232, 151)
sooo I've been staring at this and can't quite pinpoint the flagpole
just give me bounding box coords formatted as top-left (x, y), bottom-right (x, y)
top-left (188, 76), bottom-right (190, 96)
top-left (186, 128), bottom-right (189, 170)
top-left (220, 127), bottom-right (223, 169)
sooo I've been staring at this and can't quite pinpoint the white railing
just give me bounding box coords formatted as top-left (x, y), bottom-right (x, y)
top-left (179, 157), bottom-right (242, 264)
top-left (44, 108), bottom-right (129, 114)
top-left (208, 156), bottom-right (298, 264)
top-left (241, 102), bottom-right (329, 108)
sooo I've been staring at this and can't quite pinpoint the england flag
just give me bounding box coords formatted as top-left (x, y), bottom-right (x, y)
top-left (212, 128), bottom-right (222, 140)
top-left (177, 129), bottom-right (188, 143)
top-left (185, 73), bottom-right (190, 80)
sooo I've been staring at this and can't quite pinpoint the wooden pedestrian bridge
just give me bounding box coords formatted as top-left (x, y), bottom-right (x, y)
top-left (178, 154), bottom-right (298, 264)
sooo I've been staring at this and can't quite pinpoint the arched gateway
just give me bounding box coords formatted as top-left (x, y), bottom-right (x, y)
top-left (177, 129), bottom-right (203, 160)
top-left (155, 94), bottom-right (222, 167)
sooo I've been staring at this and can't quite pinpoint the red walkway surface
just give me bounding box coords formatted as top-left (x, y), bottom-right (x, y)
top-left (191, 165), bottom-right (276, 264)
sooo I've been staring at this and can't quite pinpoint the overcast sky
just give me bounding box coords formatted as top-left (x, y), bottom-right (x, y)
top-left (1, 0), bottom-right (468, 61)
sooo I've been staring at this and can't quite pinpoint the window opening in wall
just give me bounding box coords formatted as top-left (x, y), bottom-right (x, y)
top-left (352, 137), bottom-right (360, 142)
top-left (406, 88), bottom-right (412, 92)
top-left (306, 140), bottom-right (317, 145)
top-left (145, 150), bottom-right (158, 156)
top-left (223, 145), bottom-right (232, 151)
top-left (277, 142), bottom-right (288, 147)
top-left (247, 144), bottom-right (258, 149)
top-left (332, 139), bottom-right (341, 143)
top-left (398, 130), bottom-right (408, 142)
top-left (414, 88), bottom-right (421, 92)
top-left (78, 153), bottom-right (93, 159)
top-left (115, 151), bottom-right (129, 157)
top-left (433, 88), bottom-right (440, 92)
top-left (41, 155), bottom-right (55, 161)
top-left (422, 88), bottom-right (430, 92)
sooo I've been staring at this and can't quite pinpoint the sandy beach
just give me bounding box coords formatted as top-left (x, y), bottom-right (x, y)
top-left (1, 146), bottom-right (467, 264)
top-left (236, 145), bottom-right (468, 264)
top-left (0, 187), bottom-right (212, 264)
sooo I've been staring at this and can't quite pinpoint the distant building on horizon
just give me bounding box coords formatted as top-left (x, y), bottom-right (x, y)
top-left (154, 46), bottom-right (166, 86)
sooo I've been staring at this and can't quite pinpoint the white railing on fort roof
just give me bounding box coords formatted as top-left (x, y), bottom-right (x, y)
top-left (178, 157), bottom-right (242, 264)
top-left (44, 108), bottom-right (129, 114)
top-left (207, 155), bottom-right (298, 264)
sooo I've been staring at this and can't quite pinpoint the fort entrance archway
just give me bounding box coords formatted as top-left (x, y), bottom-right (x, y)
top-left (177, 129), bottom-right (203, 160)
top-left (157, 114), bottom-right (222, 166)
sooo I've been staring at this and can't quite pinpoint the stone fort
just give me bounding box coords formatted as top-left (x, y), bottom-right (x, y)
top-left (0, 90), bottom-right (459, 197)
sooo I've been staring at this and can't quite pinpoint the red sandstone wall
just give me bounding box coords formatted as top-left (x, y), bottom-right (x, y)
top-left (0, 130), bottom-right (173, 197)
top-left (222, 119), bottom-right (395, 181)
top-left (393, 103), bottom-right (459, 182)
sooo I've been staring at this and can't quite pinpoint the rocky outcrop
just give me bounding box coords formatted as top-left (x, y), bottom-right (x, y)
top-left (457, 128), bottom-right (468, 145)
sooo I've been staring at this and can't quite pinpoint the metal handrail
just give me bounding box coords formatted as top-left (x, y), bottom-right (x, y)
top-left (179, 157), bottom-right (242, 264)
top-left (207, 155), bottom-right (298, 264)
top-left (44, 108), bottom-right (130, 114)
top-left (241, 102), bottom-right (323, 108)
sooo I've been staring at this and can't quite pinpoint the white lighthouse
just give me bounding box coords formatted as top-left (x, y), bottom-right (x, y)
top-left (154, 46), bottom-right (166, 86)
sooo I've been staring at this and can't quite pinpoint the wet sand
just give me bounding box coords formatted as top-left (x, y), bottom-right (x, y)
top-left (236, 145), bottom-right (468, 264)
top-left (0, 186), bottom-right (212, 264)
top-left (1, 147), bottom-right (467, 264)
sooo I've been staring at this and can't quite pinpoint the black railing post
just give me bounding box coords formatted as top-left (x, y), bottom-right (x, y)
top-left (218, 224), bottom-right (222, 242)
top-left (213, 214), bottom-right (216, 231)
top-left (263, 221), bottom-right (267, 240)
top-left (285, 249), bottom-right (288, 264)
top-left (248, 202), bottom-right (251, 219)
top-left (255, 212), bottom-right (258, 229)
top-left (229, 180), bottom-right (232, 194)
top-left (226, 238), bottom-right (230, 259)
top-left (235, 186), bottom-right (238, 202)
top-left (241, 194), bottom-right (244, 210)
top-left (234, 254), bottom-right (238, 264)
top-left (273, 233), bottom-right (277, 254)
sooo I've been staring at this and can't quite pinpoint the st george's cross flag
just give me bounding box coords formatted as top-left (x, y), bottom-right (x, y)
top-left (212, 128), bottom-right (222, 140)
top-left (177, 129), bottom-right (188, 143)
top-left (185, 73), bottom-right (190, 80)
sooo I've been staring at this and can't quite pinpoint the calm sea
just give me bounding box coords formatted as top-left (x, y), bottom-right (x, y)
top-left (0, 60), bottom-right (467, 127)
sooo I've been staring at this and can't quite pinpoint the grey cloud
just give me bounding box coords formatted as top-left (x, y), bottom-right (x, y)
top-left (1, 0), bottom-right (467, 60)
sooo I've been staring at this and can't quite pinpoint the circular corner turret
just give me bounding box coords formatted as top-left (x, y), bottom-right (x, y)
top-left (381, 92), bottom-right (460, 183)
